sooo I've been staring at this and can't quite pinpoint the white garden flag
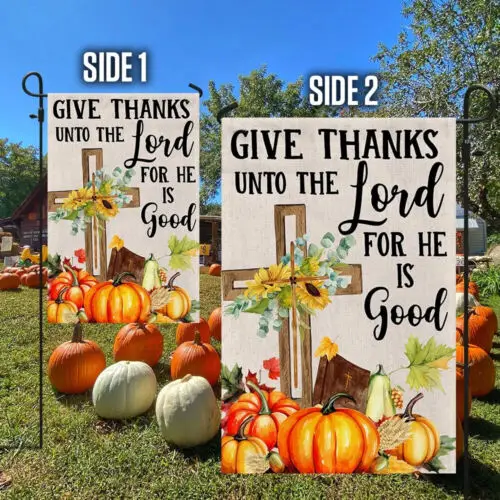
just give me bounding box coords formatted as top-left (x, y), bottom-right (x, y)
top-left (47, 94), bottom-right (200, 324)
top-left (220, 118), bottom-right (456, 474)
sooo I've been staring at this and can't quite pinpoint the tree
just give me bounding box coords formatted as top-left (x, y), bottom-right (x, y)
top-left (200, 66), bottom-right (339, 208)
top-left (0, 139), bottom-right (45, 219)
top-left (373, 0), bottom-right (500, 229)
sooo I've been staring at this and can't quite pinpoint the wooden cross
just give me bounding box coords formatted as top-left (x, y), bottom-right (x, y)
top-left (222, 204), bottom-right (363, 407)
top-left (48, 149), bottom-right (140, 280)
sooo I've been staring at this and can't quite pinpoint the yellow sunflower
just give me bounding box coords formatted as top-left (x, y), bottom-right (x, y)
top-left (62, 187), bottom-right (92, 210)
top-left (95, 197), bottom-right (119, 218)
top-left (297, 256), bottom-right (320, 276)
top-left (295, 280), bottom-right (331, 310)
top-left (245, 262), bottom-right (291, 299)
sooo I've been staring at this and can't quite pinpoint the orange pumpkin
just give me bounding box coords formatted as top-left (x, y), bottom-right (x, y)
top-left (208, 263), bottom-right (221, 277)
top-left (84, 272), bottom-right (151, 323)
top-left (170, 330), bottom-right (221, 386)
top-left (48, 288), bottom-right (79, 323)
top-left (456, 417), bottom-right (464, 461)
top-left (456, 309), bottom-right (493, 353)
top-left (456, 280), bottom-right (479, 300)
top-left (474, 305), bottom-right (498, 337)
top-left (47, 324), bottom-right (106, 394)
top-left (277, 393), bottom-right (379, 473)
top-left (175, 318), bottom-right (210, 345)
top-left (22, 269), bottom-right (48, 288)
top-left (208, 307), bottom-right (222, 341)
top-left (225, 381), bottom-right (300, 450)
top-left (2, 266), bottom-right (17, 273)
top-left (456, 344), bottom-right (495, 397)
top-left (155, 272), bottom-right (191, 320)
top-left (221, 417), bottom-right (269, 474)
top-left (456, 273), bottom-right (463, 285)
top-left (456, 363), bottom-right (472, 423)
top-left (113, 322), bottom-right (164, 367)
top-left (386, 393), bottom-right (440, 467)
top-left (49, 265), bottom-right (98, 309)
top-left (0, 272), bottom-right (20, 290)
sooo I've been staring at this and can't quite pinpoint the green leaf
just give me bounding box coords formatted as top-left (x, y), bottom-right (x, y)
top-left (62, 211), bottom-right (79, 221)
top-left (272, 319), bottom-right (283, 331)
top-left (190, 299), bottom-right (200, 312)
top-left (220, 363), bottom-right (244, 401)
top-left (404, 336), bottom-right (455, 392)
top-left (308, 243), bottom-right (320, 257)
top-left (244, 298), bottom-right (270, 314)
top-left (168, 234), bottom-right (200, 255)
top-left (321, 232), bottom-right (335, 247)
top-left (278, 307), bottom-right (289, 318)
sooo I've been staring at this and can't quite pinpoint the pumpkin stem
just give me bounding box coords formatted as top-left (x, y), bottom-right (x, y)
top-left (193, 329), bottom-right (202, 345)
top-left (235, 415), bottom-right (254, 441)
top-left (402, 393), bottom-right (424, 421)
top-left (166, 272), bottom-right (181, 290)
top-left (55, 287), bottom-right (69, 304)
top-left (375, 364), bottom-right (386, 376)
top-left (112, 272), bottom-right (136, 286)
top-left (246, 381), bottom-right (271, 415)
top-left (321, 393), bottom-right (356, 415)
top-left (63, 265), bottom-right (79, 286)
top-left (71, 323), bottom-right (84, 343)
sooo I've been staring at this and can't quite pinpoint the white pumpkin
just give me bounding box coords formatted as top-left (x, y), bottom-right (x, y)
top-left (155, 374), bottom-right (220, 448)
top-left (456, 292), bottom-right (479, 315)
top-left (92, 361), bottom-right (157, 420)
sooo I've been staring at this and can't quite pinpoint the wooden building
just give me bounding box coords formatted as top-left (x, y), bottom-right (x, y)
top-left (6, 176), bottom-right (47, 251)
top-left (200, 215), bottom-right (221, 264)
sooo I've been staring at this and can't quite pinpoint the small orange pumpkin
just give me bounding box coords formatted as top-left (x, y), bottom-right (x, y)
top-left (113, 322), bottom-right (164, 367)
top-left (170, 330), bottom-right (221, 386)
top-left (456, 309), bottom-right (493, 353)
top-left (0, 272), bottom-right (20, 290)
top-left (84, 272), bottom-right (151, 323)
top-left (49, 265), bottom-right (98, 309)
top-left (208, 263), bottom-right (221, 277)
top-left (48, 288), bottom-right (79, 323)
top-left (208, 307), bottom-right (222, 341)
top-left (47, 324), bottom-right (106, 394)
top-left (225, 381), bottom-right (299, 450)
top-left (456, 344), bottom-right (495, 397)
top-left (386, 393), bottom-right (440, 467)
top-left (175, 318), bottom-right (210, 345)
top-left (155, 272), bottom-right (191, 321)
top-left (277, 393), bottom-right (379, 473)
top-left (221, 417), bottom-right (269, 474)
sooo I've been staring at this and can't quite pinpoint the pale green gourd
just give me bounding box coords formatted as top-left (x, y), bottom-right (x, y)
top-left (92, 361), bottom-right (157, 419)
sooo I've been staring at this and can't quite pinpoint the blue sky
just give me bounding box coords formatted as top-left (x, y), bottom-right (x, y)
top-left (2, 0), bottom-right (406, 148)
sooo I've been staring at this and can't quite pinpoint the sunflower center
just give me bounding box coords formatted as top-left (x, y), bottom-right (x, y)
top-left (102, 199), bottom-right (113, 209)
top-left (305, 282), bottom-right (321, 297)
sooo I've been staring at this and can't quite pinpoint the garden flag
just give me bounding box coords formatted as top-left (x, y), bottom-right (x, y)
top-left (220, 118), bottom-right (457, 474)
top-left (47, 94), bottom-right (200, 324)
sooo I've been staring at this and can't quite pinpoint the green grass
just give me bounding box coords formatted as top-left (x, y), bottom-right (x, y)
top-left (0, 277), bottom-right (499, 499)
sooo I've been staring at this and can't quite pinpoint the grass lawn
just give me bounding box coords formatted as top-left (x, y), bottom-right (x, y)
top-left (0, 276), bottom-right (499, 499)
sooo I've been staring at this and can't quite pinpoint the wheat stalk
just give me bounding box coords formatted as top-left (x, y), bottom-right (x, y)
top-left (379, 417), bottom-right (413, 451)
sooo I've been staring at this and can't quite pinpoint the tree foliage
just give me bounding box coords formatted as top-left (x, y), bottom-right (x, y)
top-left (0, 138), bottom-right (45, 219)
top-left (373, 0), bottom-right (500, 227)
top-left (200, 66), bottom-right (339, 207)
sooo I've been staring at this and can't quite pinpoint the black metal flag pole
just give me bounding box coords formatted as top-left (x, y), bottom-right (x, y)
top-left (22, 72), bottom-right (46, 449)
top-left (457, 84), bottom-right (496, 499)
